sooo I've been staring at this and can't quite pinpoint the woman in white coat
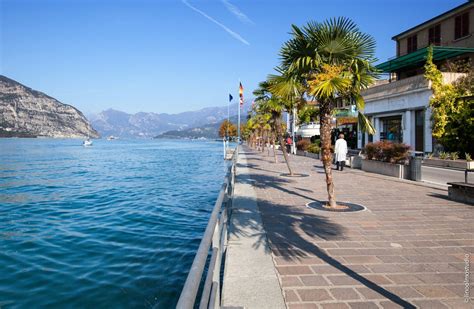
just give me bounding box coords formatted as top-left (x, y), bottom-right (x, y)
top-left (334, 133), bottom-right (348, 171)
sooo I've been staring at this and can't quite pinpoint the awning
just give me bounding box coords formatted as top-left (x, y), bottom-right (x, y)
top-left (376, 46), bottom-right (474, 73)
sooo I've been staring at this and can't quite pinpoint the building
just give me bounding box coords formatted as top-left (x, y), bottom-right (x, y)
top-left (358, 0), bottom-right (474, 153)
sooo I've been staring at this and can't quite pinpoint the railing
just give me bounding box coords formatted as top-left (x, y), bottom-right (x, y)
top-left (362, 72), bottom-right (466, 102)
top-left (176, 146), bottom-right (238, 309)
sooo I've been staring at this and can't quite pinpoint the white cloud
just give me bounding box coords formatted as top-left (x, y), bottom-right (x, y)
top-left (182, 0), bottom-right (250, 46)
top-left (221, 0), bottom-right (254, 25)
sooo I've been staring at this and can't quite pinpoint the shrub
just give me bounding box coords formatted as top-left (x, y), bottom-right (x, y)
top-left (450, 152), bottom-right (459, 160)
top-left (363, 141), bottom-right (410, 164)
top-left (296, 139), bottom-right (310, 151)
top-left (439, 151), bottom-right (449, 160)
top-left (364, 143), bottom-right (377, 160)
top-left (307, 143), bottom-right (320, 154)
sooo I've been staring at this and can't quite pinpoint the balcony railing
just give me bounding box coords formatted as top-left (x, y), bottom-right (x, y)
top-left (362, 73), bottom-right (465, 102)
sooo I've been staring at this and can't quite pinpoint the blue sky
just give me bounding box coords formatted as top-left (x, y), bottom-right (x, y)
top-left (1, 0), bottom-right (464, 114)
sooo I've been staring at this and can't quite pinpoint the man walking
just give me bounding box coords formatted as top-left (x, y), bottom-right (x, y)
top-left (334, 133), bottom-right (347, 171)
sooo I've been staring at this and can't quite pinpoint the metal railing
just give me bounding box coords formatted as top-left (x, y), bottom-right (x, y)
top-left (176, 147), bottom-right (238, 309)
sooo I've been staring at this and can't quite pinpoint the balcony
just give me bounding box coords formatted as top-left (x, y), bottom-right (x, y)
top-left (362, 73), bottom-right (465, 102)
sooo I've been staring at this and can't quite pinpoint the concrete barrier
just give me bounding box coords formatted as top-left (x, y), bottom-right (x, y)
top-left (423, 158), bottom-right (466, 169)
top-left (448, 182), bottom-right (474, 205)
top-left (361, 159), bottom-right (410, 179)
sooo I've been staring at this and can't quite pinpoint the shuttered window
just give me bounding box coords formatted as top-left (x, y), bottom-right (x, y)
top-left (428, 24), bottom-right (441, 45)
top-left (407, 35), bottom-right (417, 53)
top-left (455, 12), bottom-right (470, 39)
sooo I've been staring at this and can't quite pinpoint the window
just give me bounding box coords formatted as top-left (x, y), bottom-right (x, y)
top-left (380, 116), bottom-right (402, 143)
top-left (428, 24), bottom-right (441, 45)
top-left (455, 12), bottom-right (470, 39)
top-left (407, 35), bottom-right (417, 53)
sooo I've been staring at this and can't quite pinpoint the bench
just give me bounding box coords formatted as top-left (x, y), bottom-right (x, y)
top-left (447, 182), bottom-right (474, 205)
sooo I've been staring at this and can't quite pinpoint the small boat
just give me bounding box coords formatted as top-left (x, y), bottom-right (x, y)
top-left (83, 138), bottom-right (93, 147)
top-left (107, 135), bottom-right (117, 140)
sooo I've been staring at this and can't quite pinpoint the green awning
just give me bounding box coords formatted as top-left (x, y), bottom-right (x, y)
top-left (376, 46), bottom-right (474, 73)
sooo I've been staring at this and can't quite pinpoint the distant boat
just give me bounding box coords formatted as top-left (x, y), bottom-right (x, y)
top-left (83, 138), bottom-right (93, 147)
top-left (107, 135), bottom-right (117, 140)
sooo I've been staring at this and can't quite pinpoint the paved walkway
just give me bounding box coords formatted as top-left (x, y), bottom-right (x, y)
top-left (240, 146), bottom-right (473, 309)
top-left (222, 154), bottom-right (285, 309)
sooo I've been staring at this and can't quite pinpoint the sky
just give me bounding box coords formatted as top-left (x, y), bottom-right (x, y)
top-left (0, 0), bottom-right (465, 115)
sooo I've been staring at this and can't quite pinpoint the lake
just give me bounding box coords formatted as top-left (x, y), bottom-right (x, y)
top-left (0, 138), bottom-right (228, 308)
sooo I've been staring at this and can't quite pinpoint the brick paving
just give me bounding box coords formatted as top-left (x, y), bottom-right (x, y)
top-left (241, 147), bottom-right (473, 309)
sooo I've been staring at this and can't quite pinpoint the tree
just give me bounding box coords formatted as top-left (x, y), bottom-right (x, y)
top-left (425, 47), bottom-right (474, 157)
top-left (219, 119), bottom-right (237, 138)
top-left (298, 105), bottom-right (319, 124)
top-left (253, 81), bottom-right (294, 174)
top-left (280, 18), bottom-right (377, 208)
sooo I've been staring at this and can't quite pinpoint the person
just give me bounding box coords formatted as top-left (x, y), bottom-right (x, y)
top-left (334, 133), bottom-right (347, 171)
top-left (286, 136), bottom-right (293, 153)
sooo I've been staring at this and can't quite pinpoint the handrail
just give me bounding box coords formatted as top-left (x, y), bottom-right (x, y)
top-left (176, 146), bottom-right (238, 309)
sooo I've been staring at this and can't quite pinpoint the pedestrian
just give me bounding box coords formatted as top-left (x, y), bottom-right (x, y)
top-left (334, 133), bottom-right (347, 171)
top-left (286, 136), bottom-right (293, 153)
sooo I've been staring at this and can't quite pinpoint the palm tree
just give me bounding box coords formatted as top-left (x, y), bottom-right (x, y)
top-left (253, 81), bottom-right (294, 174)
top-left (268, 69), bottom-right (306, 154)
top-left (280, 17), bottom-right (377, 208)
top-left (258, 98), bottom-right (294, 175)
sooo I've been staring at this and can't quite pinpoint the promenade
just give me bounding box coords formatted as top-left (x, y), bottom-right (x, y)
top-left (225, 146), bottom-right (473, 309)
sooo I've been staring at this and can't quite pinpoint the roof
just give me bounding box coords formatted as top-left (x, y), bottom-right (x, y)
top-left (376, 46), bottom-right (474, 73)
top-left (392, 0), bottom-right (474, 40)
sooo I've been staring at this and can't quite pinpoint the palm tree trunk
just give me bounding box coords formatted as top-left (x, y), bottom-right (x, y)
top-left (272, 132), bottom-right (278, 163)
top-left (261, 132), bottom-right (265, 153)
top-left (320, 103), bottom-right (337, 208)
top-left (275, 117), bottom-right (293, 175)
top-left (267, 133), bottom-right (270, 156)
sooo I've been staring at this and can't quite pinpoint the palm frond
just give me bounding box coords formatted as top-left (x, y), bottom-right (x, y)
top-left (358, 112), bottom-right (375, 135)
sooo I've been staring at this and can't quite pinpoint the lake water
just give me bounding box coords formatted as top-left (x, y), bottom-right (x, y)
top-left (0, 139), bottom-right (228, 308)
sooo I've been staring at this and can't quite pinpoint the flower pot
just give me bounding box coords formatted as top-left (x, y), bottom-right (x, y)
top-left (467, 161), bottom-right (474, 170)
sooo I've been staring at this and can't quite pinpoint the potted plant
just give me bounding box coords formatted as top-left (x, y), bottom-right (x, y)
top-left (466, 153), bottom-right (474, 170)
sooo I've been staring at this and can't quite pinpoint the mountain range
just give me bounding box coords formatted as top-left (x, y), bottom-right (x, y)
top-left (88, 103), bottom-right (251, 138)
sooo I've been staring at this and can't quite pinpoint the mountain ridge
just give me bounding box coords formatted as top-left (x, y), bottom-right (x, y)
top-left (0, 75), bottom-right (99, 138)
top-left (89, 103), bottom-right (251, 138)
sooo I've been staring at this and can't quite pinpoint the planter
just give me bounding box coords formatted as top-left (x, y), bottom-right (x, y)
top-left (348, 155), bottom-right (363, 169)
top-left (423, 158), bottom-right (466, 169)
top-left (467, 161), bottom-right (474, 170)
top-left (305, 152), bottom-right (320, 159)
top-left (295, 150), bottom-right (320, 159)
top-left (361, 159), bottom-right (410, 179)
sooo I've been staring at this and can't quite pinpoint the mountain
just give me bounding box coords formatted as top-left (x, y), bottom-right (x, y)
top-left (155, 115), bottom-right (246, 140)
top-left (0, 75), bottom-right (99, 138)
top-left (89, 103), bottom-right (251, 138)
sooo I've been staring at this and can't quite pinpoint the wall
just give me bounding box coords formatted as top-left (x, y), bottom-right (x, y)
top-left (397, 5), bottom-right (474, 56)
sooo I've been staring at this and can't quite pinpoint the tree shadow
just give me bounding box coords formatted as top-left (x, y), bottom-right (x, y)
top-left (229, 150), bottom-right (416, 308)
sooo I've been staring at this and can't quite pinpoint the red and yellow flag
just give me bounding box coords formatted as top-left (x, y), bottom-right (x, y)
top-left (239, 82), bottom-right (244, 107)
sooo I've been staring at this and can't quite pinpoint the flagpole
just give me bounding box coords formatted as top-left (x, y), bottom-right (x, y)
top-left (237, 100), bottom-right (241, 144)
top-left (238, 80), bottom-right (241, 144)
top-left (227, 96), bottom-right (230, 147)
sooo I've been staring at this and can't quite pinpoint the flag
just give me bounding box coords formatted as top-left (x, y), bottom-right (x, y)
top-left (229, 94), bottom-right (233, 102)
top-left (239, 82), bottom-right (244, 107)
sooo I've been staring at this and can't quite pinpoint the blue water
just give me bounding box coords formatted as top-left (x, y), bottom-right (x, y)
top-left (0, 139), bottom-right (228, 308)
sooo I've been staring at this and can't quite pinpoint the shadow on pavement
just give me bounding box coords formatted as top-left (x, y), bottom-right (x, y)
top-left (234, 149), bottom-right (416, 309)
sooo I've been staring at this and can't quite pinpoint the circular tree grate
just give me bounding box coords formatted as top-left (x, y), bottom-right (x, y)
top-left (280, 173), bottom-right (310, 178)
top-left (306, 201), bottom-right (366, 212)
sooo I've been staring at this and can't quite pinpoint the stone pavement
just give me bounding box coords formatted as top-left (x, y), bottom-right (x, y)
top-left (240, 146), bottom-right (473, 309)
